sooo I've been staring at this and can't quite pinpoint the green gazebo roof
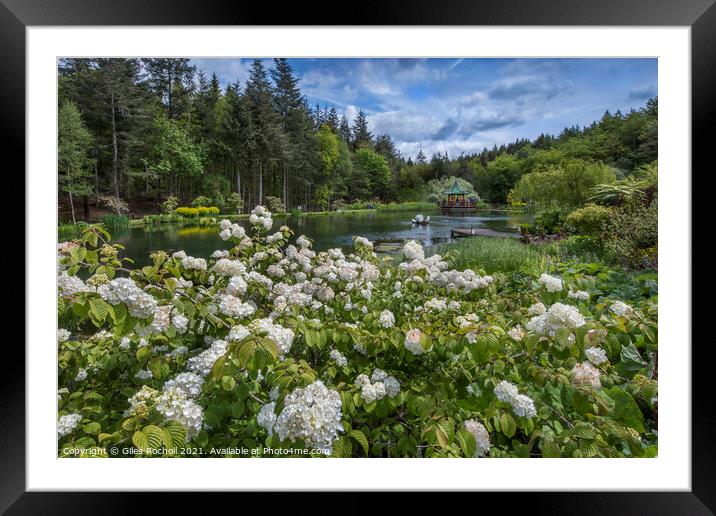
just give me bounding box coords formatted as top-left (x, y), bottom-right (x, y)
top-left (444, 181), bottom-right (468, 195)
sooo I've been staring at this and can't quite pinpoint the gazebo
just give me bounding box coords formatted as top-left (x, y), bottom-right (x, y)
top-left (441, 181), bottom-right (477, 211)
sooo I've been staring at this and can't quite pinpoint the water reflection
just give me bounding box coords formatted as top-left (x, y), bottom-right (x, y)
top-left (110, 210), bottom-right (532, 267)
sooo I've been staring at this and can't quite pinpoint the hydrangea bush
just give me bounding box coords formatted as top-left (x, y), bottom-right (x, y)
top-left (57, 206), bottom-right (658, 458)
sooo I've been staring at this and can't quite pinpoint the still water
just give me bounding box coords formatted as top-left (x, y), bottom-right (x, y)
top-left (111, 211), bottom-right (532, 267)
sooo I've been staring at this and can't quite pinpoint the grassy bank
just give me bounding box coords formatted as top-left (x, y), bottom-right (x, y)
top-left (433, 236), bottom-right (555, 274)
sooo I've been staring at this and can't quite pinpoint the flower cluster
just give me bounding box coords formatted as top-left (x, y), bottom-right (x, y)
top-left (585, 346), bottom-right (608, 365)
top-left (494, 380), bottom-right (537, 418)
top-left (248, 205), bottom-right (273, 231)
top-left (57, 413), bottom-right (82, 437)
top-left (610, 301), bottom-right (634, 317)
top-left (404, 328), bottom-right (429, 355)
top-left (568, 289), bottom-right (590, 301)
top-left (155, 386), bottom-right (204, 437)
top-left (379, 309), bottom-right (395, 328)
top-left (356, 369), bottom-right (400, 403)
top-left (571, 361), bottom-right (602, 388)
top-left (98, 278), bottom-right (157, 319)
top-left (525, 302), bottom-right (586, 337)
top-left (329, 349), bottom-right (348, 367)
top-left (538, 273), bottom-right (563, 292)
top-left (273, 381), bottom-right (343, 453)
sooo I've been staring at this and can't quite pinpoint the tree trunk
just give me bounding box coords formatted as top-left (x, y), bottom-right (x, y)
top-left (83, 196), bottom-right (89, 222)
top-left (111, 89), bottom-right (120, 198)
top-left (283, 162), bottom-right (288, 209)
top-left (258, 160), bottom-right (263, 206)
top-left (68, 191), bottom-right (76, 224)
top-left (93, 160), bottom-right (99, 200)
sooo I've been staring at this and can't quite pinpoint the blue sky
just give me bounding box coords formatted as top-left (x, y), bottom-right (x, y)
top-left (191, 58), bottom-right (657, 159)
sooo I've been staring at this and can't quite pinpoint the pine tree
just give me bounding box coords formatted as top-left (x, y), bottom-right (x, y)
top-left (245, 59), bottom-right (280, 205)
top-left (141, 58), bottom-right (196, 119)
top-left (351, 109), bottom-right (373, 150)
top-left (415, 147), bottom-right (427, 165)
top-left (59, 101), bottom-right (94, 223)
top-left (339, 115), bottom-right (352, 143)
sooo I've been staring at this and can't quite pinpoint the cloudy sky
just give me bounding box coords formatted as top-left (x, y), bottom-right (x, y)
top-left (191, 58), bottom-right (657, 160)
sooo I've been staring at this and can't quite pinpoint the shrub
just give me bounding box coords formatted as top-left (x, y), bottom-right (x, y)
top-left (565, 204), bottom-right (614, 236)
top-left (332, 198), bottom-right (347, 212)
top-left (98, 195), bottom-right (129, 215)
top-left (265, 196), bottom-right (286, 214)
top-left (161, 196), bottom-right (178, 214)
top-left (191, 195), bottom-right (213, 208)
top-left (601, 199), bottom-right (658, 270)
top-left (175, 206), bottom-right (220, 217)
top-left (524, 209), bottom-right (566, 236)
top-left (56, 215), bottom-right (657, 458)
top-left (226, 192), bottom-right (243, 214)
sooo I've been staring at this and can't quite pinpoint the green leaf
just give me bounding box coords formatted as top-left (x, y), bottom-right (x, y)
top-left (332, 436), bottom-right (353, 457)
top-left (606, 387), bottom-right (645, 433)
top-left (132, 430), bottom-right (149, 451)
top-left (82, 422), bottom-right (101, 435)
top-left (500, 412), bottom-right (517, 438)
top-left (163, 421), bottom-right (187, 449)
top-left (349, 430), bottom-right (369, 456)
top-left (457, 428), bottom-right (477, 457)
top-left (143, 425), bottom-right (164, 450)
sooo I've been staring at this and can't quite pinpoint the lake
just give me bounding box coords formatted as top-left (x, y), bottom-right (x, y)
top-left (109, 210), bottom-right (532, 266)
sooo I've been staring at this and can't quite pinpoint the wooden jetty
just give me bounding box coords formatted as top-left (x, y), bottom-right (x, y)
top-left (450, 227), bottom-right (521, 239)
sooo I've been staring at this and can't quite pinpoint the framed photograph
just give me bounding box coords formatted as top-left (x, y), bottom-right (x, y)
top-left (4, 0), bottom-right (708, 511)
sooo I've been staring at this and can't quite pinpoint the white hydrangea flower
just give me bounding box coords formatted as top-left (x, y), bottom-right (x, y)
top-left (274, 381), bottom-right (343, 453)
top-left (379, 309), bottom-right (395, 328)
top-left (383, 375), bottom-right (401, 398)
top-left (74, 368), bottom-right (88, 382)
top-left (610, 301), bottom-right (634, 317)
top-left (585, 346), bottom-right (608, 365)
top-left (57, 328), bottom-right (71, 342)
top-left (212, 258), bottom-right (246, 277)
top-left (296, 235), bottom-right (312, 249)
top-left (217, 294), bottom-right (256, 318)
top-left (257, 402), bottom-right (277, 435)
top-left (528, 302), bottom-right (547, 316)
top-left (571, 361), bottom-right (602, 388)
top-left (538, 273), bottom-right (563, 292)
top-left (181, 256), bottom-right (208, 271)
top-left (186, 340), bottom-right (228, 377)
top-left (172, 314), bottom-right (189, 334)
top-left (402, 240), bottom-right (425, 261)
top-left (135, 369), bottom-right (153, 380)
top-left (97, 277), bottom-right (157, 318)
top-left (353, 236), bottom-right (373, 250)
top-left (163, 372), bottom-right (204, 398)
top-left (525, 302), bottom-right (586, 337)
top-left (463, 419), bottom-right (491, 457)
top-left (248, 318), bottom-right (295, 355)
top-left (493, 380), bottom-right (536, 419)
top-left (404, 328), bottom-right (429, 355)
top-left (568, 290), bottom-right (590, 301)
top-left (58, 270), bottom-right (94, 296)
top-left (508, 325), bottom-right (525, 341)
top-left (329, 349), bottom-right (347, 367)
top-left (57, 413), bottom-right (82, 438)
top-left (156, 386), bottom-right (204, 438)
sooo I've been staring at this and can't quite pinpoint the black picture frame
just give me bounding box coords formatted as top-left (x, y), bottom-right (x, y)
top-left (2, 1), bottom-right (707, 512)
